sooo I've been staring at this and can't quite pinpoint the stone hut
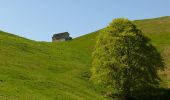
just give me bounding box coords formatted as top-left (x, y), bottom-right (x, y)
top-left (52, 32), bottom-right (72, 42)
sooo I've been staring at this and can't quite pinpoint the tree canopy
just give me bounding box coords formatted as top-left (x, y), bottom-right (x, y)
top-left (91, 18), bottom-right (164, 97)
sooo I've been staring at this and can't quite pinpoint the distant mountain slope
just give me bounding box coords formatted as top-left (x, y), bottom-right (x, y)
top-left (0, 16), bottom-right (170, 99)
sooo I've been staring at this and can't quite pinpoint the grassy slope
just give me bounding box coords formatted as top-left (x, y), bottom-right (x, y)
top-left (0, 16), bottom-right (170, 99)
top-left (0, 31), bottom-right (106, 100)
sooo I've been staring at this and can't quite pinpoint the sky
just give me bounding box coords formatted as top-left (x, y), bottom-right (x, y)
top-left (0, 0), bottom-right (169, 41)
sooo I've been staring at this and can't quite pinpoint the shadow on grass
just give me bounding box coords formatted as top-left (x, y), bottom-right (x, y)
top-left (138, 88), bottom-right (170, 100)
top-left (110, 88), bottom-right (170, 100)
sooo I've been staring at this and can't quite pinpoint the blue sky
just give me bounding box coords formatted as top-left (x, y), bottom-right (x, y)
top-left (0, 0), bottom-right (169, 41)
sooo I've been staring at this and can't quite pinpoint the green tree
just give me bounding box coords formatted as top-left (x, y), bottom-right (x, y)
top-left (91, 18), bottom-right (164, 97)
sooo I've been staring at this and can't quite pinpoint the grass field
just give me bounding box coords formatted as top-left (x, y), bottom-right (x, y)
top-left (0, 16), bottom-right (170, 99)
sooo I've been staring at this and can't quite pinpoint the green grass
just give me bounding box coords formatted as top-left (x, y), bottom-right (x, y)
top-left (0, 31), bottom-right (106, 100)
top-left (134, 16), bottom-right (170, 34)
top-left (0, 16), bottom-right (170, 99)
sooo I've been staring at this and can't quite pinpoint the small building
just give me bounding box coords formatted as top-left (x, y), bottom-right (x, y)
top-left (52, 32), bottom-right (72, 42)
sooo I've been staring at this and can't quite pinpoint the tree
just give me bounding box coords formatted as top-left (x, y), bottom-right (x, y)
top-left (91, 18), bottom-right (164, 98)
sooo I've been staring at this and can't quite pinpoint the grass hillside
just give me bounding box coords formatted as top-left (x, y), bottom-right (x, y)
top-left (0, 31), bottom-right (107, 100)
top-left (134, 16), bottom-right (170, 34)
top-left (0, 16), bottom-right (170, 99)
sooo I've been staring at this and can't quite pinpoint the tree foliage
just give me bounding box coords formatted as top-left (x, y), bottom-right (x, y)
top-left (91, 18), bottom-right (164, 97)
